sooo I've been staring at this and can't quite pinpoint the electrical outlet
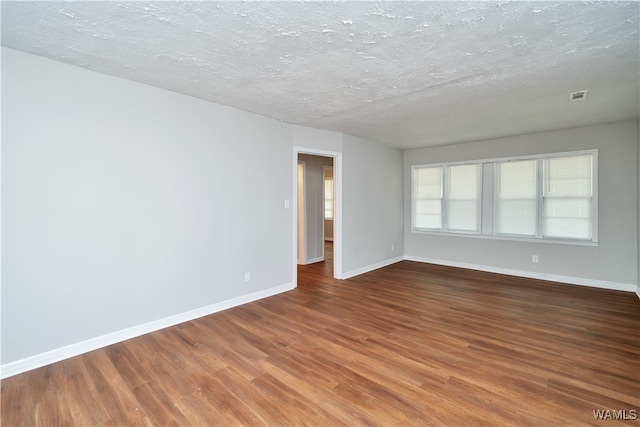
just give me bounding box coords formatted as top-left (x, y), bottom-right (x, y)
top-left (532, 255), bottom-right (539, 263)
top-left (391, 244), bottom-right (394, 251)
top-left (244, 272), bottom-right (251, 282)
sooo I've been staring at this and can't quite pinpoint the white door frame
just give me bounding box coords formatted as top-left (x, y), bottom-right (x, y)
top-left (296, 160), bottom-right (306, 265)
top-left (293, 147), bottom-right (343, 285)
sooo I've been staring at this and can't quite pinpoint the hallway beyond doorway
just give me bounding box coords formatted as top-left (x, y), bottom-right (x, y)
top-left (297, 241), bottom-right (333, 285)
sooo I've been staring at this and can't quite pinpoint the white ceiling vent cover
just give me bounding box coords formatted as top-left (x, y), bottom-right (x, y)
top-left (569, 90), bottom-right (589, 102)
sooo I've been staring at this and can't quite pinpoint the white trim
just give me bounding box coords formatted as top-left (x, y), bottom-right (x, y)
top-left (293, 147), bottom-right (343, 280)
top-left (412, 148), bottom-right (599, 170)
top-left (409, 229), bottom-right (598, 246)
top-left (0, 282), bottom-right (294, 379)
top-left (636, 286), bottom-right (640, 300)
top-left (333, 154), bottom-right (343, 279)
top-left (296, 160), bottom-right (306, 267)
top-left (299, 256), bottom-right (324, 265)
top-left (342, 256), bottom-right (404, 280)
top-left (404, 256), bottom-right (636, 292)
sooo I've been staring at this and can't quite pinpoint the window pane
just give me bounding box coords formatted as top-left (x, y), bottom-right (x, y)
top-left (414, 213), bottom-right (442, 229)
top-left (448, 164), bottom-right (479, 198)
top-left (415, 167), bottom-right (442, 198)
top-left (543, 155), bottom-right (593, 239)
top-left (545, 198), bottom-right (591, 218)
top-left (414, 167), bottom-right (443, 230)
top-left (324, 200), bottom-right (333, 219)
top-left (414, 199), bottom-right (442, 229)
top-left (448, 200), bottom-right (479, 231)
top-left (545, 155), bottom-right (592, 197)
top-left (499, 160), bottom-right (537, 197)
top-left (324, 179), bottom-right (333, 198)
top-left (497, 200), bottom-right (537, 236)
top-left (447, 164), bottom-right (480, 232)
top-left (545, 219), bottom-right (592, 239)
top-left (415, 199), bottom-right (442, 215)
top-left (495, 160), bottom-right (537, 236)
top-left (324, 177), bottom-right (333, 219)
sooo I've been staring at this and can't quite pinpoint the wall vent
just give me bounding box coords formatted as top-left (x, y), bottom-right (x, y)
top-left (569, 90), bottom-right (588, 102)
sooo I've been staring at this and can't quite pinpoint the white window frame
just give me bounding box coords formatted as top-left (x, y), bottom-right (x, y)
top-left (493, 158), bottom-right (540, 239)
top-left (411, 149), bottom-right (598, 246)
top-left (412, 165), bottom-right (443, 231)
top-left (412, 161), bottom-right (483, 235)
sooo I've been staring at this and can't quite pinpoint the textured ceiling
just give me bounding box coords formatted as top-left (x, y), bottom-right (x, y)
top-left (2, 1), bottom-right (639, 148)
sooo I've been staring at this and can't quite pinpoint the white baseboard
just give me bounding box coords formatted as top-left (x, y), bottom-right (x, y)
top-left (300, 256), bottom-right (324, 265)
top-left (342, 256), bottom-right (404, 280)
top-left (404, 256), bottom-right (636, 293)
top-left (636, 286), bottom-right (640, 300)
top-left (0, 282), bottom-right (294, 380)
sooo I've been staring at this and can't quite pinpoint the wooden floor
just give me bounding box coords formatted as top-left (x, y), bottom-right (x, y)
top-left (2, 245), bottom-right (639, 426)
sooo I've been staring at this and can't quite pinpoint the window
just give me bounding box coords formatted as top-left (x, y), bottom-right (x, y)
top-left (324, 167), bottom-right (333, 220)
top-left (495, 159), bottom-right (537, 237)
top-left (446, 164), bottom-right (482, 233)
top-left (543, 154), bottom-right (593, 240)
top-left (413, 166), bottom-right (442, 229)
top-left (413, 163), bottom-right (481, 233)
top-left (411, 150), bottom-right (597, 244)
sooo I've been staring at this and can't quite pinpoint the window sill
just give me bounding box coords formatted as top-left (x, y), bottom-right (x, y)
top-left (411, 229), bottom-right (598, 246)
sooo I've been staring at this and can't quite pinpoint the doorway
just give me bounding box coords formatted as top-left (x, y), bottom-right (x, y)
top-left (293, 148), bottom-right (342, 285)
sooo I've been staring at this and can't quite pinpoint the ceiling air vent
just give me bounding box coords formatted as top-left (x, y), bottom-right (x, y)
top-left (569, 90), bottom-right (588, 102)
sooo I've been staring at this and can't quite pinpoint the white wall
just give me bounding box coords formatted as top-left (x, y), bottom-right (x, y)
top-left (1, 48), bottom-right (294, 366)
top-left (404, 121), bottom-right (639, 290)
top-left (342, 134), bottom-right (404, 277)
top-left (1, 49), bottom-right (409, 372)
top-left (291, 125), bottom-right (343, 153)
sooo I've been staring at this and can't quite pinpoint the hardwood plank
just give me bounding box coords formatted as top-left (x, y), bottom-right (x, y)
top-left (79, 349), bottom-right (141, 423)
top-left (55, 357), bottom-right (110, 426)
top-left (188, 370), bottom-right (263, 426)
top-left (129, 381), bottom-right (191, 426)
top-left (2, 251), bottom-right (638, 426)
top-left (250, 372), bottom-right (348, 426)
top-left (253, 358), bottom-right (381, 426)
top-left (103, 343), bottom-right (152, 390)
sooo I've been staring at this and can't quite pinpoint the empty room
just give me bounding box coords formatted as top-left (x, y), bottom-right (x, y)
top-left (2, 1), bottom-right (639, 426)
